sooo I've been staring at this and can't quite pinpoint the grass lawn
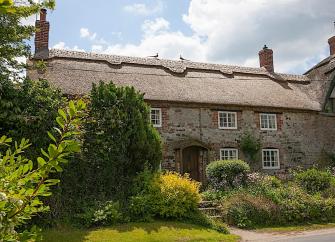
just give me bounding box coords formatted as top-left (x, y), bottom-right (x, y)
top-left (255, 223), bottom-right (335, 233)
top-left (42, 221), bottom-right (239, 242)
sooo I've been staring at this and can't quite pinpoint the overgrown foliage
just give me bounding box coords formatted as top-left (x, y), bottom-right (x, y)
top-left (240, 132), bottom-right (261, 161)
top-left (0, 100), bottom-right (86, 241)
top-left (204, 168), bottom-right (335, 229)
top-left (294, 168), bottom-right (333, 194)
top-left (206, 160), bottom-right (250, 191)
top-left (48, 81), bottom-right (162, 222)
top-left (0, 79), bottom-right (65, 157)
top-left (81, 82), bottom-right (162, 200)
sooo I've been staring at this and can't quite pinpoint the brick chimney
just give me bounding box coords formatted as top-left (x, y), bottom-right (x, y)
top-left (328, 36), bottom-right (335, 56)
top-left (259, 45), bottom-right (274, 73)
top-left (34, 9), bottom-right (50, 55)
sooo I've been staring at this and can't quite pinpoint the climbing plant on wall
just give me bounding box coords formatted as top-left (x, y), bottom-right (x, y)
top-left (240, 131), bottom-right (261, 162)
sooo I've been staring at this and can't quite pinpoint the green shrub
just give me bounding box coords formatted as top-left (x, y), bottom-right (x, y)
top-left (92, 201), bottom-right (123, 226)
top-left (221, 192), bottom-right (277, 228)
top-left (130, 172), bottom-right (201, 220)
top-left (0, 100), bottom-right (86, 241)
top-left (219, 182), bottom-right (335, 228)
top-left (80, 82), bottom-right (162, 201)
top-left (48, 81), bottom-right (163, 221)
top-left (206, 160), bottom-right (250, 191)
top-left (295, 168), bottom-right (333, 194)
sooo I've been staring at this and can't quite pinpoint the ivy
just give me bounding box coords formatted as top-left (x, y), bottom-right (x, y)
top-left (240, 132), bottom-right (261, 162)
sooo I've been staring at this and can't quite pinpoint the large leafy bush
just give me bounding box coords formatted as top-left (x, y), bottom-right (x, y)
top-left (83, 81), bottom-right (162, 200)
top-left (49, 81), bottom-right (162, 221)
top-left (206, 160), bottom-right (250, 190)
top-left (294, 168), bottom-right (333, 194)
top-left (130, 171), bottom-right (201, 220)
top-left (0, 79), bottom-right (64, 158)
top-left (0, 100), bottom-right (86, 241)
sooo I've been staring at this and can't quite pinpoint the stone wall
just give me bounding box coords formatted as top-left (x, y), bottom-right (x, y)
top-left (149, 101), bottom-right (335, 174)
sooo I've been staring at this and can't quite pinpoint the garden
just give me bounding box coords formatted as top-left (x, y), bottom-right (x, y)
top-left (2, 1), bottom-right (335, 242)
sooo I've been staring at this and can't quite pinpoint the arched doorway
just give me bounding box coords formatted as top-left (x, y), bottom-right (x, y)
top-left (182, 146), bottom-right (208, 181)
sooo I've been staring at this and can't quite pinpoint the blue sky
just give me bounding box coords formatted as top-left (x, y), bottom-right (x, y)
top-left (31, 0), bottom-right (335, 74)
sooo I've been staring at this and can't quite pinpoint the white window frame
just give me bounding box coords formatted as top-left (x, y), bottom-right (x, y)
top-left (262, 148), bottom-right (280, 169)
top-left (150, 108), bottom-right (162, 128)
top-left (218, 111), bottom-right (237, 130)
top-left (260, 113), bottom-right (277, 131)
top-left (220, 148), bottom-right (239, 160)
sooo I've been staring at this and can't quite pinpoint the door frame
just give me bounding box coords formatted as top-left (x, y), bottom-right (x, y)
top-left (173, 140), bottom-right (210, 182)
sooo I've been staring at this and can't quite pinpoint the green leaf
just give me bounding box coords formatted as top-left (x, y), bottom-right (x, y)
top-left (56, 117), bottom-right (65, 129)
top-left (58, 109), bottom-right (68, 122)
top-left (47, 131), bottom-right (56, 143)
top-left (45, 179), bottom-right (60, 185)
top-left (37, 157), bottom-right (46, 167)
top-left (41, 148), bottom-right (49, 158)
top-left (54, 165), bottom-right (63, 172)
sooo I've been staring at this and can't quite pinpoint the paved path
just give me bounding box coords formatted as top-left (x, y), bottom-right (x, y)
top-left (230, 227), bottom-right (335, 242)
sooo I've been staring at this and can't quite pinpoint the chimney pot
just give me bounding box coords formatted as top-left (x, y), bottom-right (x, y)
top-left (259, 45), bottom-right (274, 73)
top-left (328, 36), bottom-right (335, 56)
top-left (40, 9), bottom-right (47, 21)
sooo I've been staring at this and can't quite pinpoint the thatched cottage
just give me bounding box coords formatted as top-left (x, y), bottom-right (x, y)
top-left (28, 10), bottom-right (335, 182)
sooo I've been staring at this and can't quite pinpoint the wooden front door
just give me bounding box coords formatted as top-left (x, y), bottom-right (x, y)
top-left (182, 146), bottom-right (200, 181)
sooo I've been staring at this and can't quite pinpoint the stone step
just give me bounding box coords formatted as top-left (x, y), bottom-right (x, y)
top-left (198, 200), bottom-right (218, 208)
top-left (199, 207), bottom-right (221, 216)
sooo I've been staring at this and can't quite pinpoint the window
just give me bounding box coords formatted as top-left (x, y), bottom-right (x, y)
top-left (220, 148), bottom-right (238, 160)
top-left (150, 108), bottom-right (162, 127)
top-left (218, 111), bottom-right (237, 129)
top-left (262, 149), bottom-right (280, 169)
top-left (260, 113), bottom-right (277, 130)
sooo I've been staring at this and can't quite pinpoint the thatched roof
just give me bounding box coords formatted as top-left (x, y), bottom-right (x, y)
top-left (29, 49), bottom-right (328, 111)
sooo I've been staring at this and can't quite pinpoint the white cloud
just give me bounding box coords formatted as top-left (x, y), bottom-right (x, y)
top-left (90, 18), bottom-right (206, 61)
top-left (80, 28), bottom-right (90, 38)
top-left (53, 42), bottom-right (85, 52)
top-left (80, 27), bottom-right (108, 45)
top-left (124, 1), bottom-right (164, 16)
top-left (181, 0), bottom-right (335, 73)
top-left (141, 18), bottom-right (170, 36)
top-left (82, 1), bottom-right (334, 74)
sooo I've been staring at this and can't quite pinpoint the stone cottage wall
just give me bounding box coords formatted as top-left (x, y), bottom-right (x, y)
top-left (149, 101), bottom-right (335, 174)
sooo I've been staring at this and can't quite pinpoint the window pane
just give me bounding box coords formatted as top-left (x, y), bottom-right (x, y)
top-left (151, 109), bottom-right (161, 126)
top-left (260, 114), bottom-right (277, 130)
top-left (219, 112), bottom-right (237, 128)
top-left (263, 149), bottom-right (279, 168)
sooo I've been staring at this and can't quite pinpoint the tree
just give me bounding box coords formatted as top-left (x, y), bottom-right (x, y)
top-left (0, 100), bottom-right (86, 241)
top-left (0, 0), bottom-right (60, 157)
top-left (66, 82), bottom-right (162, 204)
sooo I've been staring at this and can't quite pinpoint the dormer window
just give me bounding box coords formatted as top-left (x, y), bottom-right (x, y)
top-left (218, 111), bottom-right (237, 129)
top-left (260, 113), bottom-right (277, 130)
top-left (150, 108), bottom-right (162, 127)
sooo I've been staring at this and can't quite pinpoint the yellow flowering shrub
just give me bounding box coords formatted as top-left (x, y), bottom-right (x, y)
top-left (157, 172), bottom-right (201, 218)
top-left (129, 171), bottom-right (201, 220)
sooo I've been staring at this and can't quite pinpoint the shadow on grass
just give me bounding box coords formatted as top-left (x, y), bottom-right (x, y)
top-left (108, 220), bottom-right (211, 234)
top-left (42, 220), bottom-right (225, 242)
top-left (42, 225), bottom-right (90, 242)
